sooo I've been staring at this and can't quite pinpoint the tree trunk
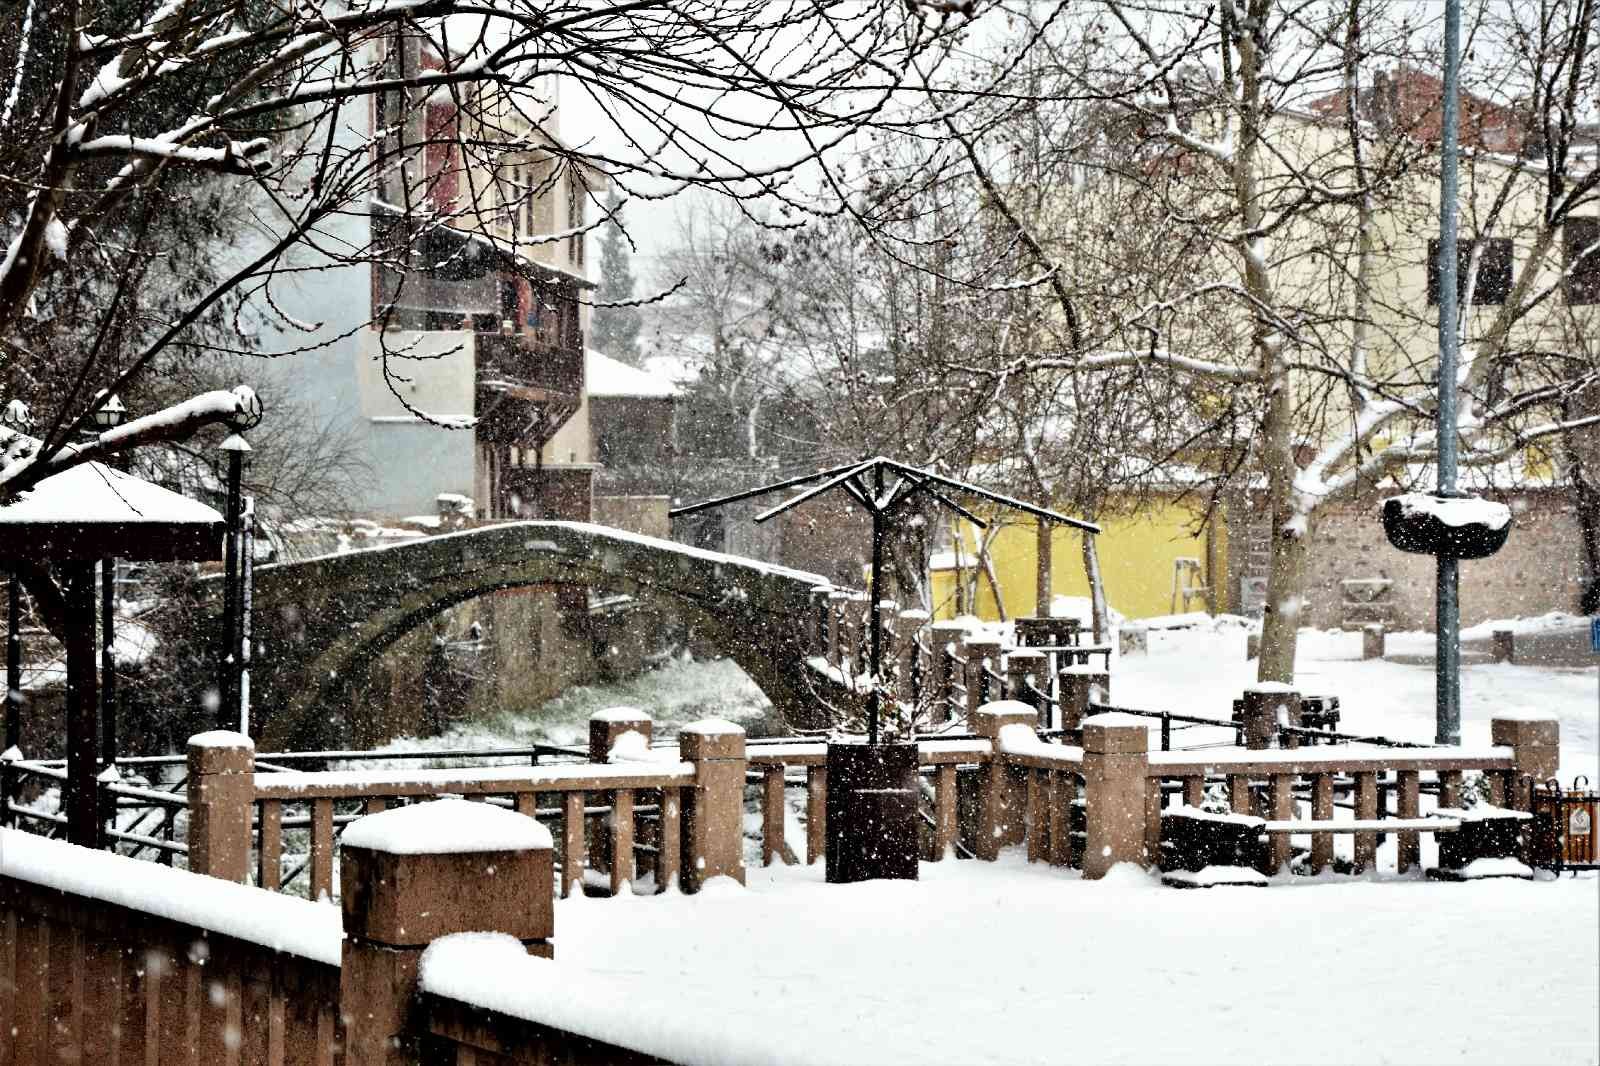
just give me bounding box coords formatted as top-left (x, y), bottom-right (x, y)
top-left (1081, 529), bottom-right (1108, 644)
top-left (1035, 520), bottom-right (1052, 618)
top-left (978, 527), bottom-right (1007, 622)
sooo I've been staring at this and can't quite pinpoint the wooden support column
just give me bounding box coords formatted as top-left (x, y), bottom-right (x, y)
top-left (1182, 775), bottom-right (1204, 808)
top-left (762, 766), bottom-right (787, 867)
top-left (970, 702), bottom-right (1035, 860)
top-left (1397, 771), bottom-right (1421, 873)
top-left (1047, 771), bottom-right (1075, 867)
top-left (1311, 773), bottom-right (1334, 873)
top-left (609, 789), bottom-right (634, 894)
top-left (1026, 769), bottom-right (1047, 863)
top-left (806, 766), bottom-right (827, 866)
top-left (561, 791), bottom-right (585, 897)
top-left (63, 562), bottom-right (101, 848)
top-left (1268, 773), bottom-right (1295, 874)
top-left (657, 786), bottom-right (681, 892)
top-left (1354, 772), bottom-right (1378, 872)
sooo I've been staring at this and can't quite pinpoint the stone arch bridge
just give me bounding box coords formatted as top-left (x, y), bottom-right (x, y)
top-left (203, 522), bottom-right (848, 749)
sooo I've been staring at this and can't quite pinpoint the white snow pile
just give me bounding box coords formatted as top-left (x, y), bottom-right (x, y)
top-left (0, 828), bottom-right (341, 965)
top-left (341, 797), bottom-right (551, 854)
top-left (1385, 492), bottom-right (1512, 530)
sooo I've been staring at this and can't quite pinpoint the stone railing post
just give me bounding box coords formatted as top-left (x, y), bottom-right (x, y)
top-left (1491, 713), bottom-right (1558, 812)
top-left (186, 730), bottom-right (255, 883)
top-left (1240, 684), bottom-right (1301, 750)
top-left (971, 701), bottom-right (1036, 859)
top-left (1005, 650), bottom-right (1049, 726)
top-left (894, 609), bottom-right (928, 706)
top-left (589, 707), bottom-right (653, 762)
top-left (964, 639), bottom-right (1003, 720)
top-left (587, 708), bottom-right (652, 877)
top-left (339, 799), bottom-right (553, 1066)
top-left (1082, 712), bottom-right (1151, 879)
top-left (928, 620), bottom-right (969, 720)
top-left (679, 719), bottom-right (747, 892)
top-left (827, 590), bottom-right (852, 669)
top-left (810, 585), bottom-right (833, 658)
top-left (1362, 623), bottom-right (1386, 661)
top-left (1058, 665), bottom-right (1111, 733)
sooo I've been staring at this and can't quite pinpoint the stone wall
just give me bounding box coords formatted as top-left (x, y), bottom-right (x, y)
top-left (1302, 488), bottom-right (1584, 629)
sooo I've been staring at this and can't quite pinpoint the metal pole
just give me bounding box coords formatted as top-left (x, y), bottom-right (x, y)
top-left (868, 468), bottom-right (885, 747)
top-left (100, 559), bottom-right (116, 770)
top-left (5, 575), bottom-right (20, 753)
top-left (239, 497), bottom-right (255, 736)
top-left (218, 439), bottom-right (246, 728)
top-left (1435, 0), bottom-right (1463, 745)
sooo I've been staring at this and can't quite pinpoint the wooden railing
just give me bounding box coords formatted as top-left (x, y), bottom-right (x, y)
top-left (0, 828), bottom-right (341, 1066)
top-left (188, 715), bottom-right (747, 900)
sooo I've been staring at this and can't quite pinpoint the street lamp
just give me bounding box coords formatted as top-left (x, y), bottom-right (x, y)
top-left (2, 399), bottom-right (31, 434)
top-left (217, 390), bottom-right (264, 731)
top-left (92, 393), bottom-right (126, 431)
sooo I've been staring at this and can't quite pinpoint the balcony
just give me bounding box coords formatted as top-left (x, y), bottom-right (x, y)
top-left (475, 332), bottom-right (583, 447)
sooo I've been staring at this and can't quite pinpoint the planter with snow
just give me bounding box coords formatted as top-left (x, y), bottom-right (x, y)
top-left (1380, 492), bottom-right (1512, 560)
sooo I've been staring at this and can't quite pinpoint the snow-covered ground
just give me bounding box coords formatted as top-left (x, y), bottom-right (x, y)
top-left (427, 855), bottom-right (1600, 1066)
top-left (1116, 621), bottom-right (1599, 785)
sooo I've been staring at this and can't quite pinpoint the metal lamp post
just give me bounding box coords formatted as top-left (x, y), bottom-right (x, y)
top-left (217, 390), bottom-right (263, 732)
top-left (1435, 0), bottom-right (1464, 745)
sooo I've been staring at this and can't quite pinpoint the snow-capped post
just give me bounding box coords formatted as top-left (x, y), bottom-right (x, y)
top-left (971, 701), bottom-right (1036, 860)
top-left (1058, 665), bottom-right (1111, 735)
top-left (1240, 685), bottom-right (1301, 750)
top-left (1005, 650), bottom-right (1048, 727)
top-left (1490, 714), bottom-right (1559, 814)
top-left (1362, 624), bottom-right (1386, 661)
top-left (678, 719), bottom-right (747, 892)
top-left (1491, 630), bottom-right (1515, 664)
top-left (186, 730), bottom-right (255, 883)
top-left (588, 708), bottom-right (652, 879)
top-left (929, 620), bottom-right (969, 719)
top-left (1081, 712), bottom-right (1152, 879)
top-left (340, 800), bottom-right (553, 1065)
top-left (964, 638), bottom-right (1003, 720)
top-left (894, 609), bottom-right (928, 706)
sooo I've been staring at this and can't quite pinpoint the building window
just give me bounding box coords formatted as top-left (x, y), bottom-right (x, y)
top-left (1566, 217), bottom-right (1600, 305)
top-left (1427, 237), bottom-right (1512, 305)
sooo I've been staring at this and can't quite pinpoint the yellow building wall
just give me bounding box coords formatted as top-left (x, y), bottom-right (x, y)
top-left (931, 498), bottom-right (1225, 623)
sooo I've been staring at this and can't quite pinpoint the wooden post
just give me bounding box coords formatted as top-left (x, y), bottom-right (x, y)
top-left (63, 561), bottom-right (101, 848)
top-left (1082, 712), bottom-right (1151, 878)
top-left (1490, 714), bottom-right (1559, 812)
top-left (657, 786), bottom-right (681, 892)
top-left (1268, 773), bottom-right (1295, 873)
top-left (762, 765), bottom-right (786, 867)
top-left (609, 788), bottom-right (635, 894)
top-left (970, 701), bottom-right (1036, 859)
top-left (186, 731), bottom-right (255, 882)
top-left (1354, 772), bottom-right (1379, 872)
top-left (1026, 769), bottom-right (1047, 862)
top-left (934, 764), bottom-right (959, 861)
top-left (1490, 629), bottom-right (1514, 664)
top-left (1311, 773), bottom-right (1334, 873)
top-left (1240, 684), bottom-right (1300, 750)
top-left (339, 799), bottom-right (553, 1066)
top-left (679, 719), bottom-right (746, 892)
top-left (806, 765), bottom-right (832, 864)
top-left (1047, 771), bottom-right (1075, 867)
top-left (1397, 770), bottom-right (1421, 873)
top-left (561, 791), bottom-right (585, 898)
top-left (964, 639), bottom-right (1002, 721)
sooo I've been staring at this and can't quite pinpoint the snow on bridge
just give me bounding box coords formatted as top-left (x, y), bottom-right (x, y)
top-left (201, 521), bottom-right (852, 749)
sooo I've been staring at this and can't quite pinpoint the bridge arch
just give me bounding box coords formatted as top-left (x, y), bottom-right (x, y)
top-left (232, 522), bottom-right (842, 748)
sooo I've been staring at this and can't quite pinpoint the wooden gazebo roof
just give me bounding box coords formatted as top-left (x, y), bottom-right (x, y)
top-left (0, 458), bottom-right (225, 564)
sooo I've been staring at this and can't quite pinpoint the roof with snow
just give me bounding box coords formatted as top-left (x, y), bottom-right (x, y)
top-left (585, 349), bottom-right (680, 399)
top-left (0, 447), bottom-right (225, 563)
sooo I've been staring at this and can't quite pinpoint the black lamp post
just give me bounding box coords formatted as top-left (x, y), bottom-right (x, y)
top-left (89, 394), bottom-right (127, 777)
top-left (217, 390), bottom-right (263, 731)
top-left (672, 457), bottom-right (1096, 882)
top-left (2, 400), bottom-right (30, 765)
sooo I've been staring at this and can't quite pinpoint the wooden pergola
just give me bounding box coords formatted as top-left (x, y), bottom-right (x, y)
top-left (0, 459), bottom-right (224, 846)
